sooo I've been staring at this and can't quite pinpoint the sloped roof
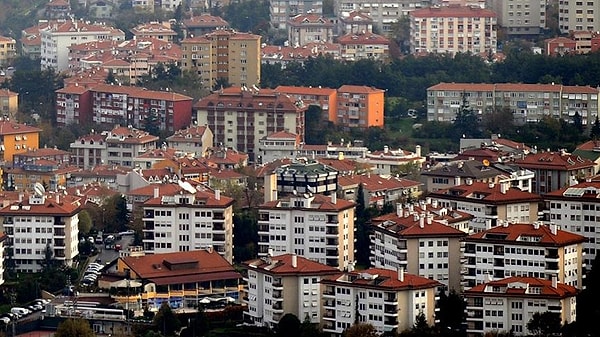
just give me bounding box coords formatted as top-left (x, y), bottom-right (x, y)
top-left (467, 223), bottom-right (586, 246)
top-left (515, 152), bottom-right (595, 170)
top-left (321, 268), bottom-right (441, 290)
top-left (242, 253), bottom-right (339, 275)
top-left (260, 193), bottom-right (355, 211)
top-left (429, 181), bottom-right (541, 204)
top-left (465, 276), bottom-right (578, 299)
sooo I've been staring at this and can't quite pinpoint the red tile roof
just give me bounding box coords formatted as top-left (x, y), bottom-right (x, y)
top-left (183, 14), bottom-right (229, 28)
top-left (340, 11), bottom-right (373, 23)
top-left (337, 85), bottom-right (386, 94)
top-left (544, 180), bottom-right (600, 198)
top-left (0, 89), bottom-right (17, 97)
top-left (515, 152), bottom-right (595, 170)
top-left (338, 173), bottom-right (421, 191)
top-left (90, 84), bottom-right (192, 101)
top-left (316, 158), bottom-right (372, 173)
top-left (322, 268), bottom-right (441, 290)
top-left (167, 125), bottom-right (210, 142)
top-left (372, 212), bottom-right (467, 237)
top-left (262, 130), bottom-right (300, 140)
top-left (428, 82), bottom-right (496, 91)
top-left (465, 276), bottom-right (578, 299)
top-left (242, 254), bottom-right (339, 275)
top-left (337, 32), bottom-right (390, 45)
top-left (142, 184), bottom-right (234, 207)
top-left (0, 194), bottom-right (81, 216)
top-left (411, 6), bottom-right (496, 18)
top-left (15, 148), bottom-right (70, 157)
top-left (430, 181), bottom-right (541, 204)
top-left (130, 22), bottom-right (177, 36)
top-left (275, 85), bottom-right (336, 96)
top-left (106, 126), bottom-right (159, 144)
top-left (468, 223), bottom-right (586, 246)
top-left (260, 193), bottom-right (355, 211)
top-left (121, 249), bottom-right (239, 285)
top-left (288, 14), bottom-right (333, 26)
top-left (0, 120), bottom-right (41, 135)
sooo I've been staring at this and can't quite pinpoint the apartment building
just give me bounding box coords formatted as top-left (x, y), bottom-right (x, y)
top-left (69, 132), bottom-right (107, 169)
top-left (257, 193), bottom-right (355, 269)
top-left (426, 82), bottom-right (600, 125)
top-left (491, 0), bottom-right (546, 36)
top-left (337, 173), bottom-right (422, 207)
top-left (338, 11), bottom-right (374, 35)
top-left (0, 119), bottom-right (41, 164)
top-left (336, 85), bottom-right (385, 128)
top-left (358, 145), bottom-right (424, 175)
top-left (166, 125), bottom-right (214, 158)
top-left (195, 87), bottom-right (305, 162)
top-left (429, 181), bottom-right (541, 233)
top-left (241, 254), bottom-right (339, 328)
top-left (40, 19), bottom-right (125, 71)
top-left (321, 268), bottom-right (440, 335)
top-left (180, 30), bottom-right (261, 89)
top-left (370, 204), bottom-right (468, 291)
top-left (105, 126), bottom-right (159, 168)
top-left (421, 160), bottom-right (505, 193)
top-left (515, 152), bottom-right (595, 194)
top-left (130, 22), bottom-right (178, 42)
top-left (270, 0), bottom-right (323, 30)
top-left (257, 131), bottom-right (300, 163)
top-left (544, 181), bottom-right (600, 270)
top-left (0, 89), bottom-right (18, 119)
top-left (261, 42), bottom-right (342, 67)
top-left (287, 14), bottom-right (334, 47)
top-left (464, 277), bottom-right (577, 336)
top-left (462, 222), bottom-right (585, 290)
top-left (56, 84), bottom-right (193, 131)
top-left (44, 0), bottom-right (71, 19)
top-left (296, 141), bottom-right (369, 160)
top-left (0, 192), bottom-right (80, 273)
top-left (558, 0), bottom-right (600, 33)
top-left (334, 0), bottom-right (431, 35)
top-left (142, 185), bottom-right (235, 262)
top-left (5, 161), bottom-right (79, 192)
top-left (271, 160), bottom-right (339, 197)
top-left (410, 6), bottom-right (497, 55)
top-left (0, 36), bottom-right (16, 67)
top-left (274, 86), bottom-right (338, 121)
top-left (338, 31), bottom-right (390, 61)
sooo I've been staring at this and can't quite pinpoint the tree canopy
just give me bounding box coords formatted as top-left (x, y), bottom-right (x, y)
top-left (55, 318), bottom-right (95, 337)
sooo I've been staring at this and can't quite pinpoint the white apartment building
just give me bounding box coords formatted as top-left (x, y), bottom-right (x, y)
top-left (334, 0), bottom-right (431, 35)
top-left (105, 126), bottom-right (159, 168)
top-left (544, 181), bottom-right (600, 270)
top-left (0, 192), bottom-right (80, 273)
top-left (370, 203), bottom-right (468, 292)
top-left (410, 6), bottom-right (497, 55)
top-left (429, 181), bottom-right (541, 233)
top-left (258, 130), bottom-right (300, 164)
top-left (491, 0), bottom-right (546, 36)
top-left (321, 268), bottom-right (440, 335)
top-left (427, 82), bottom-right (600, 125)
top-left (464, 277), bottom-right (578, 337)
top-left (257, 193), bottom-right (355, 270)
top-left (69, 132), bottom-right (107, 169)
top-left (357, 145), bottom-right (424, 176)
top-left (142, 184), bottom-right (235, 263)
top-left (241, 254), bottom-right (339, 328)
top-left (40, 19), bottom-right (125, 71)
top-left (462, 222), bottom-right (585, 290)
top-left (166, 125), bottom-right (214, 158)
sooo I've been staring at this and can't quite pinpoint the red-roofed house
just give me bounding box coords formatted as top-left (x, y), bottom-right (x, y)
top-left (142, 185), bottom-right (235, 262)
top-left (274, 85), bottom-right (338, 122)
top-left (515, 151), bottom-right (595, 194)
top-left (359, 145), bottom-right (425, 175)
top-left (69, 131), bottom-right (107, 169)
top-left (370, 203), bottom-right (468, 291)
top-left (321, 268), bottom-right (440, 335)
top-left (258, 193), bottom-right (355, 269)
top-left (166, 125), bottom-right (214, 158)
top-left (409, 6), bottom-right (497, 56)
top-left (338, 31), bottom-right (389, 61)
top-left (339, 11), bottom-right (374, 35)
top-left (241, 254), bottom-right (339, 327)
top-left (429, 181), bottom-right (541, 233)
top-left (464, 277), bottom-right (577, 336)
top-left (105, 126), bottom-right (159, 168)
top-left (336, 85), bottom-right (385, 128)
top-left (130, 22), bottom-right (177, 42)
top-left (116, 249), bottom-right (241, 311)
top-left (337, 173), bottom-right (421, 207)
top-left (0, 193), bottom-right (82, 272)
top-left (463, 222), bottom-right (585, 290)
top-left (183, 14), bottom-right (229, 36)
top-left (287, 14), bottom-right (334, 47)
top-left (257, 130), bottom-right (301, 163)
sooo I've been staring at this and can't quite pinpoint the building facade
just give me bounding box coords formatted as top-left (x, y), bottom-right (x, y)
top-left (142, 185), bottom-right (235, 263)
top-left (492, 0), bottom-right (546, 36)
top-left (410, 6), bottom-right (497, 55)
top-left (0, 120), bottom-right (41, 164)
top-left (270, 0), bottom-right (323, 29)
top-left (336, 85), bottom-right (385, 128)
top-left (462, 222), bottom-right (585, 290)
top-left (166, 125), bottom-right (214, 157)
top-left (257, 194), bottom-right (355, 269)
top-left (104, 126), bottom-right (159, 168)
top-left (195, 87), bottom-right (306, 162)
top-left (0, 36), bottom-right (16, 67)
top-left (287, 14), bottom-right (334, 47)
top-left (241, 254), bottom-right (339, 328)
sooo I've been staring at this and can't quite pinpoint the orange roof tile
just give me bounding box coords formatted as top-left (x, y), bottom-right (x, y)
top-left (141, 183), bottom-right (234, 207)
top-left (322, 268), bottom-right (441, 290)
top-left (167, 125), bottom-right (210, 142)
top-left (515, 152), bottom-right (595, 170)
top-left (183, 14), bottom-right (229, 28)
top-left (372, 212), bottom-right (467, 238)
top-left (467, 223), bottom-right (586, 246)
top-left (0, 194), bottom-right (81, 216)
top-left (338, 173), bottom-right (421, 191)
top-left (260, 193), bottom-right (355, 211)
top-left (0, 120), bottom-right (41, 135)
top-left (337, 32), bottom-right (389, 45)
top-left (430, 181), bottom-right (540, 204)
top-left (90, 84), bottom-right (192, 101)
top-left (465, 276), bottom-right (578, 299)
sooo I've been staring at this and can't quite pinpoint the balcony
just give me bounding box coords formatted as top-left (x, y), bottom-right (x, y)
top-left (272, 279), bottom-right (283, 289)
top-left (384, 294), bottom-right (397, 303)
top-left (327, 238), bottom-right (339, 246)
top-left (258, 213), bottom-right (269, 221)
top-left (384, 317), bottom-right (398, 326)
top-left (326, 248), bottom-right (338, 257)
top-left (213, 213), bottom-right (225, 220)
top-left (326, 227), bottom-right (339, 235)
top-left (326, 215), bottom-right (338, 223)
top-left (493, 258), bottom-right (504, 267)
top-left (213, 223), bottom-right (225, 231)
top-left (272, 289), bottom-right (282, 299)
top-left (143, 212), bottom-right (154, 219)
top-left (258, 224), bottom-right (269, 232)
top-left (54, 229), bottom-right (65, 237)
top-left (3, 218), bottom-right (13, 225)
top-left (213, 234), bottom-right (226, 242)
top-left (323, 310), bottom-right (336, 319)
top-left (323, 287), bottom-right (335, 296)
top-left (323, 299), bottom-right (335, 307)
top-left (272, 302), bottom-right (283, 312)
top-left (384, 304), bottom-right (397, 314)
top-left (258, 235), bottom-right (269, 243)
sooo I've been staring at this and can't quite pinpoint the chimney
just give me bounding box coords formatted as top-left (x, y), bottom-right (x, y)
top-left (215, 189), bottom-right (221, 200)
top-left (398, 267), bottom-right (405, 282)
top-left (552, 274), bottom-right (558, 288)
top-left (268, 248), bottom-right (274, 258)
top-left (18, 193), bottom-right (23, 203)
top-left (415, 145), bottom-right (421, 158)
top-left (454, 176), bottom-right (461, 186)
top-left (432, 199), bottom-right (438, 208)
top-left (550, 223), bottom-right (557, 235)
top-left (384, 145), bottom-right (389, 154)
top-left (154, 187), bottom-right (159, 199)
top-left (534, 222), bottom-right (540, 230)
top-left (291, 254), bottom-right (298, 268)
top-left (272, 190), bottom-right (278, 201)
top-left (348, 261), bottom-right (355, 272)
top-left (489, 182), bottom-right (495, 189)
top-left (500, 182), bottom-right (508, 194)
top-left (485, 272), bottom-right (493, 283)
top-left (466, 178), bottom-right (473, 185)
top-left (396, 203), bottom-right (403, 217)
top-left (331, 193), bottom-right (337, 204)
top-left (413, 213), bottom-right (419, 222)
top-left (207, 245), bottom-right (213, 254)
top-left (56, 194), bottom-right (60, 204)
top-left (419, 215), bottom-right (425, 228)
top-left (426, 213), bottom-right (433, 225)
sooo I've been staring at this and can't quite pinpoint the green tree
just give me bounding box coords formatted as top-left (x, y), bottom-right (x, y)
top-left (105, 69), bottom-right (117, 85)
top-left (143, 107), bottom-right (161, 136)
top-left (78, 210), bottom-right (92, 235)
top-left (435, 289), bottom-right (466, 336)
top-left (527, 312), bottom-right (561, 337)
top-left (101, 194), bottom-right (131, 232)
top-left (233, 210), bottom-right (259, 263)
top-left (55, 318), bottom-right (95, 337)
top-left (343, 323), bottom-right (378, 337)
top-left (591, 116), bottom-right (600, 140)
top-left (153, 303), bottom-right (181, 336)
top-left (453, 91), bottom-right (480, 139)
top-left (276, 313), bottom-right (301, 337)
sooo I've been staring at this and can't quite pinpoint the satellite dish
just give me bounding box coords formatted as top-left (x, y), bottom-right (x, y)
top-left (483, 159), bottom-right (490, 167)
top-left (34, 182), bottom-right (45, 196)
